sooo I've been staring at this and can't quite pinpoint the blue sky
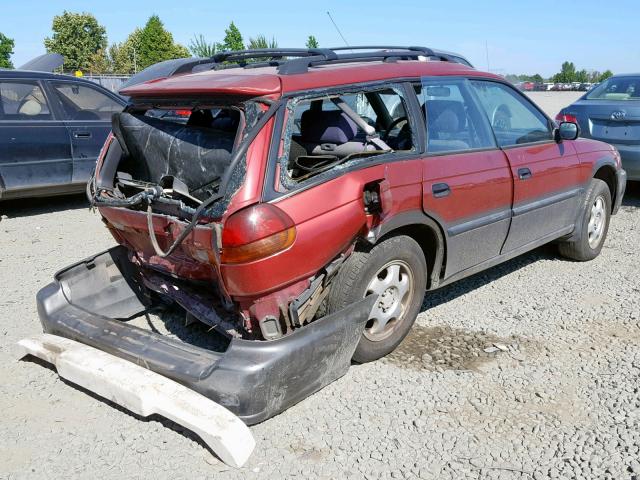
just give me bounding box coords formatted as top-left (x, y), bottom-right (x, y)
top-left (2, 0), bottom-right (637, 77)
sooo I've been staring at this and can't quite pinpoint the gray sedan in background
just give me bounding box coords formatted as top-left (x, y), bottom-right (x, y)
top-left (557, 74), bottom-right (640, 180)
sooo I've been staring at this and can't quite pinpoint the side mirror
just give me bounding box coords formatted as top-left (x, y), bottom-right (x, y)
top-left (555, 121), bottom-right (580, 142)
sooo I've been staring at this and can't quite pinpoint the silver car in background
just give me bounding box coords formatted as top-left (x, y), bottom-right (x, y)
top-left (557, 74), bottom-right (640, 180)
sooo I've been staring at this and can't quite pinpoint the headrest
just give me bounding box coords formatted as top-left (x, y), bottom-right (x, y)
top-left (426, 100), bottom-right (465, 133)
top-left (300, 109), bottom-right (358, 144)
top-left (18, 99), bottom-right (42, 116)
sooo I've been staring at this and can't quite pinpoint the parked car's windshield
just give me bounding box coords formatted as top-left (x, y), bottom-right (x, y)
top-left (586, 76), bottom-right (640, 101)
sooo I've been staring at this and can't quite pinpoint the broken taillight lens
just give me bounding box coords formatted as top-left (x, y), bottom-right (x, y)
top-left (221, 204), bottom-right (296, 264)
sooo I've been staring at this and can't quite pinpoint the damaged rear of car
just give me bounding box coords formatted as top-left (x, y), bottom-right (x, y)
top-left (37, 62), bottom-right (380, 427)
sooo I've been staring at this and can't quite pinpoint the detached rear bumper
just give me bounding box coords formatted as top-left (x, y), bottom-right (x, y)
top-left (36, 246), bottom-right (375, 425)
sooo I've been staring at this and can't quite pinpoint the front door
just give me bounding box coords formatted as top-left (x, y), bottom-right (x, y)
top-left (0, 79), bottom-right (71, 196)
top-left (419, 78), bottom-right (514, 276)
top-left (469, 80), bottom-right (582, 253)
top-left (47, 80), bottom-right (123, 183)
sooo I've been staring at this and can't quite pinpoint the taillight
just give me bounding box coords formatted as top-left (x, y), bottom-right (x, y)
top-left (174, 109), bottom-right (192, 117)
top-left (221, 204), bottom-right (296, 264)
top-left (556, 112), bottom-right (578, 124)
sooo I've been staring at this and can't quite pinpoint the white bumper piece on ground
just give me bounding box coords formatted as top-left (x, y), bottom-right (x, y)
top-left (17, 333), bottom-right (255, 468)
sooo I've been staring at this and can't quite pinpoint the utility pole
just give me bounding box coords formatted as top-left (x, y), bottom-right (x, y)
top-left (485, 40), bottom-right (490, 72)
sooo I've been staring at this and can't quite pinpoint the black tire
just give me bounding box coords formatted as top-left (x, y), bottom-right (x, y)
top-left (558, 178), bottom-right (611, 261)
top-left (326, 235), bottom-right (427, 363)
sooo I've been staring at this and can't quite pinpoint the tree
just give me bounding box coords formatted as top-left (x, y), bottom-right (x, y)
top-left (531, 73), bottom-right (544, 83)
top-left (136, 15), bottom-right (189, 70)
top-left (0, 32), bottom-right (14, 68)
top-left (44, 11), bottom-right (107, 71)
top-left (87, 49), bottom-right (111, 74)
top-left (218, 22), bottom-right (244, 51)
top-left (575, 69), bottom-right (588, 83)
top-left (552, 61), bottom-right (577, 83)
top-left (305, 35), bottom-right (319, 49)
top-left (109, 28), bottom-right (142, 74)
top-left (189, 34), bottom-right (216, 57)
top-left (247, 35), bottom-right (278, 49)
top-left (598, 70), bottom-right (613, 82)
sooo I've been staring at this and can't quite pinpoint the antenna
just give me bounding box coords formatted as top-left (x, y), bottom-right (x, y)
top-left (485, 40), bottom-right (490, 72)
top-left (326, 11), bottom-right (350, 48)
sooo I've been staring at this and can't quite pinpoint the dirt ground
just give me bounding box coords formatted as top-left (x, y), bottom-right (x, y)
top-left (2, 92), bottom-right (639, 480)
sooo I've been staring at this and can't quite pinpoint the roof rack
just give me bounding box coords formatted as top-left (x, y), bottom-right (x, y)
top-left (165, 46), bottom-right (444, 78)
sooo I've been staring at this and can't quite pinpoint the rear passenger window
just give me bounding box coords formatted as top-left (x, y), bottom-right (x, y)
top-left (417, 79), bottom-right (495, 154)
top-left (50, 82), bottom-right (122, 121)
top-left (470, 80), bottom-right (552, 146)
top-left (0, 81), bottom-right (52, 120)
top-left (281, 87), bottom-right (414, 184)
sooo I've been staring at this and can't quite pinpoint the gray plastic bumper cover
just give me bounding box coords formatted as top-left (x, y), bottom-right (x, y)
top-left (34, 246), bottom-right (376, 425)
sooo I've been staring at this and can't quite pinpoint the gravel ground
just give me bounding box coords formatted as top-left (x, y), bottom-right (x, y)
top-left (1, 93), bottom-right (639, 479)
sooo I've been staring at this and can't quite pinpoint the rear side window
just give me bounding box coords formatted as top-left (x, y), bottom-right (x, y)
top-left (417, 79), bottom-right (495, 153)
top-left (470, 80), bottom-right (552, 146)
top-left (280, 86), bottom-right (415, 185)
top-left (50, 82), bottom-right (122, 121)
top-left (0, 81), bottom-right (52, 120)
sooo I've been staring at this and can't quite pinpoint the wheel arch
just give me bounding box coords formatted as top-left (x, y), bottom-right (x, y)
top-left (592, 159), bottom-right (618, 212)
top-left (367, 211), bottom-right (446, 290)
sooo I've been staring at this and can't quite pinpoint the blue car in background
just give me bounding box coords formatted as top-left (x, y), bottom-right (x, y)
top-left (0, 55), bottom-right (126, 201)
top-left (557, 74), bottom-right (640, 181)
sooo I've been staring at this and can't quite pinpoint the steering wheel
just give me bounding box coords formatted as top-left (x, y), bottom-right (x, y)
top-left (382, 116), bottom-right (408, 141)
top-left (491, 105), bottom-right (512, 131)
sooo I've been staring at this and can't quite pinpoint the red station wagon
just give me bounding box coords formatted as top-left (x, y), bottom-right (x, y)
top-left (35, 47), bottom-right (626, 424)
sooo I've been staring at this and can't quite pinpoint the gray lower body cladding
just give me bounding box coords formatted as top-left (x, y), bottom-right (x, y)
top-left (36, 246), bottom-right (375, 425)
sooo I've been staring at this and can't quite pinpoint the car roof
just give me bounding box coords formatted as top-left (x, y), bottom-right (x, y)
top-left (610, 73), bottom-right (640, 78)
top-left (121, 60), bottom-right (499, 99)
top-left (0, 68), bottom-right (105, 85)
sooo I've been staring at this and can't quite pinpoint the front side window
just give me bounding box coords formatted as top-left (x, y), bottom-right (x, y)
top-left (280, 86), bottom-right (414, 185)
top-left (0, 81), bottom-right (52, 119)
top-left (586, 76), bottom-right (640, 101)
top-left (418, 79), bottom-right (495, 153)
top-left (50, 82), bottom-right (122, 121)
top-left (470, 80), bottom-right (552, 147)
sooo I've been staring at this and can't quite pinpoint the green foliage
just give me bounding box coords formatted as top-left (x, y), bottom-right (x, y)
top-left (552, 61), bottom-right (577, 83)
top-left (575, 69), bottom-right (588, 83)
top-left (137, 15), bottom-right (189, 70)
top-left (219, 22), bottom-right (244, 51)
top-left (305, 35), bottom-right (319, 49)
top-left (109, 28), bottom-right (143, 74)
top-left (247, 35), bottom-right (278, 49)
top-left (505, 73), bottom-right (546, 83)
top-left (599, 70), bottom-right (613, 82)
top-left (87, 49), bottom-right (111, 74)
top-left (0, 32), bottom-right (14, 68)
top-left (189, 34), bottom-right (216, 57)
top-left (44, 11), bottom-right (107, 71)
top-left (551, 62), bottom-right (614, 84)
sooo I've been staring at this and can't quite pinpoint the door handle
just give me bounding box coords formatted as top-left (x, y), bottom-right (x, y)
top-left (73, 132), bottom-right (92, 139)
top-left (432, 183), bottom-right (451, 198)
top-left (518, 167), bottom-right (532, 180)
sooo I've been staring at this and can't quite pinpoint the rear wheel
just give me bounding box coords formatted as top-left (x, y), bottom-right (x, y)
top-left (325, 235), bottom-right (427, 363)
top-left (558, 178), bottom-right (611, 261)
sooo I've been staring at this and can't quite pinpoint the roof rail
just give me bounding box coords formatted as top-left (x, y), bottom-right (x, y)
top-left (158, 46), bottom-right (446, 80)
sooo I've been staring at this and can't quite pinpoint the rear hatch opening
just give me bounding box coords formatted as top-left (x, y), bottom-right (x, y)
top-left (86, 98), bottom-right (276, 335)
top-left (93, 100), bottom-right (263, 220)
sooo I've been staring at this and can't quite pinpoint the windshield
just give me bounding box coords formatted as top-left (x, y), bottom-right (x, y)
top-left (586, 76), bottom-right (640, 101)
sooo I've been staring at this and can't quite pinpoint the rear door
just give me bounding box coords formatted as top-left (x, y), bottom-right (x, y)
top-left (469, 80), bottom-right (582, 253)
top-left (46, 80), bottom-right (124, 183)
top-left (419, 78), bottom-right (513, 276)
top-left (0, 79), bottom-right (72, 196)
